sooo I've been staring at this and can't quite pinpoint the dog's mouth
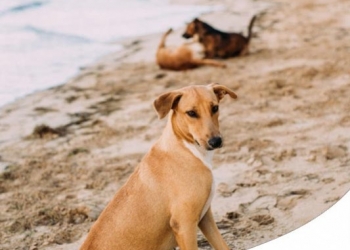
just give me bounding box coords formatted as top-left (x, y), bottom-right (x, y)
top-left (207, 146), bottom-right (215, 151)
top-left (206, 144), bottom-right (222, 151)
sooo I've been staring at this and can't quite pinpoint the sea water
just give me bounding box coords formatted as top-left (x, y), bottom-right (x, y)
top-left (0, 0), bottom-right (214, 107)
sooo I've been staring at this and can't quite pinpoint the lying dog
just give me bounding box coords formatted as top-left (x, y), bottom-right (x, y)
top-left (80, 83), bottom-right (237, 250)
top-left (183, 15), bottom-right (257, 58)
top-left (156, 28), bottom-right (226, 70)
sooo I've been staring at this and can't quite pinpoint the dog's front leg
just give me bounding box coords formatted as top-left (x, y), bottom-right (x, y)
top-left (204, 50), bottom-right (215, 59)
top-left (198, 207), bottom-right (230, 250)
top-left (170, 212), bottom-right (198, 250)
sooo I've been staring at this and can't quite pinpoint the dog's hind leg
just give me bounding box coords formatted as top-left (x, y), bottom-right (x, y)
top-left (192, 58), bottom-right (226, 68)
top-left (239, 44), bottom-right (249, 56)
top-left (158, 28), bottom-right (173, 49)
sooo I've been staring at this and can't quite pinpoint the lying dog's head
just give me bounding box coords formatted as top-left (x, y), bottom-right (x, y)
top-left (154, 84), bottom-right (237, 150)
top-left (182, 18), bottom-right (203, 39)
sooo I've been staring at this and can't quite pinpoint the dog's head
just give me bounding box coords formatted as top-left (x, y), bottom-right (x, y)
top-left (154, 84), bottom-right (237, 151)
top-left (182, 18), bottom-right (202, 39)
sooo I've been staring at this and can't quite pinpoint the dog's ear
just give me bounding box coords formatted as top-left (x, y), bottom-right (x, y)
top-left (209, 83), bottom-right (237, 102)
top-left (153, 91), bottom-right (183, 119)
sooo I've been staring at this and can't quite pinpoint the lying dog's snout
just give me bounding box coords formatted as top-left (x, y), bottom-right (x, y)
top-left (208, 136), bottom-right (222, 149)
top-left (182, 33), bottom-right (191, 39)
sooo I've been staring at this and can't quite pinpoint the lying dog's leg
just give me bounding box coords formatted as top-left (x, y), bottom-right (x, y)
top-left (192, 58), bottom-right (226, 68)
top-left (204, 50), bottom-right (216, 59)
top-left (158, 28), bottom-right (173, 50)
top-left (199, 207), bottom-right (230, 250)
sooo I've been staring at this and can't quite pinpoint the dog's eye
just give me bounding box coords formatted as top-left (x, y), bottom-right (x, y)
top-left (212, 105), bottom-right (219, 114)
top-left (186, 110), bottom-right (198, 118)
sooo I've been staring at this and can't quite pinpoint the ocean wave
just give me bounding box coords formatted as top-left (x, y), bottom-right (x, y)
top-left (0, 0), bottom-right (48, 17)
top-left (24, 25), bottom-right (94, 44)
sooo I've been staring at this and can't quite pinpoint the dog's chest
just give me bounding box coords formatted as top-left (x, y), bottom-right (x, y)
top-left (183, 141), bottom-right (215, 220)
top-left (200, 178), bottom-right (215, 220)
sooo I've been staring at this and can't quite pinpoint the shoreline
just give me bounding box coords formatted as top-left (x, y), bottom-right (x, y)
top-left (1, 0), bottom-right (350, 249)
top-left (0, 0), bottom-right (220, 109)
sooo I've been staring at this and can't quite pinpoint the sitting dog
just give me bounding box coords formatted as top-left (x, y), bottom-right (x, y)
top-left (80, 83), bottom-right (237, 250)
top-left (183, 15), bottom-right (257, 58)
top-left (156, 28), bottom-right (226, 70)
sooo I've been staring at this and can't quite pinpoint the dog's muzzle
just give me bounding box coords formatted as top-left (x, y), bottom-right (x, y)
top-left (208, 136), bottom-right (222, 150)
top-left (182, 33), bottom-right (191, 39)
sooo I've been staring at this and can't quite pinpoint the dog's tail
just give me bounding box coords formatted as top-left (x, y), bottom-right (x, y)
top-left (192, 58), bottom-right (226, 68)
top-left (246, 15), bottom-right (257, 43)
top-left (158, 28), bottom-right (173, 50)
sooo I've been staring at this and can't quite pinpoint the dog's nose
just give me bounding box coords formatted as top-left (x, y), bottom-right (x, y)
top-left (182, 33), bottom-right (190, 39)
top-left (208, 137), bottom-right (222, 149)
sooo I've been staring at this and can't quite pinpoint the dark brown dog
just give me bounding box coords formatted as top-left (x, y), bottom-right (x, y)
top-left (183, 15), bottom-right (257, 59)
top-left (156, 28), bottom-right (226, 71)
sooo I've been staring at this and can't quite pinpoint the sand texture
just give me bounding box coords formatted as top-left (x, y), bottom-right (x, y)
top-left (0, 0), bottom-right (350, 249)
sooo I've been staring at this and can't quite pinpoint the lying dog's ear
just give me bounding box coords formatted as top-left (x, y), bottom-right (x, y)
top-left (209, 83), bottom-right (237, 102)
top-left (154, 91), bottom-right (182, 119)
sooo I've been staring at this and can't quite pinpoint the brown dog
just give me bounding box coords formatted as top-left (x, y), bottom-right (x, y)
top-left (156, 28), bottom-right (226, 70)
top-left (80, 83), bottom-right (237, 250)
top-left (183, 15), bottom-right (257, 58)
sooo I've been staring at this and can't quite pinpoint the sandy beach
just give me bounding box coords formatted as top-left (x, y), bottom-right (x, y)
top-left (0, 0), bottom-right (350, 249)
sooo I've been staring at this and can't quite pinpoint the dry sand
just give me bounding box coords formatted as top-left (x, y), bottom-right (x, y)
top-left (0, 0), bottom-right (350, 249)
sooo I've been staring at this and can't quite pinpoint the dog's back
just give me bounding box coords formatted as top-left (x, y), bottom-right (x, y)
top-left (183, 16), bottom-right (257, 58)
top-left (223, 15), bottom-right (257, 57)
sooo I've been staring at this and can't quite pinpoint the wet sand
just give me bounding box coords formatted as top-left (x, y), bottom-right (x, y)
top-left (0, 0), bottom-right (350, 249)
